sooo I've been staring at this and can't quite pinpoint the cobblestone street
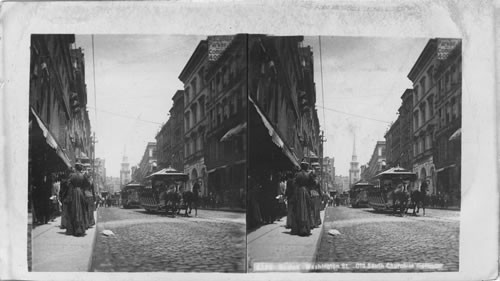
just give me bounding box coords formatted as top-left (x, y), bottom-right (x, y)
top-left (315, 206), bottom-right (459, 272)
top-left (91, 207), bottom-right (246, 272)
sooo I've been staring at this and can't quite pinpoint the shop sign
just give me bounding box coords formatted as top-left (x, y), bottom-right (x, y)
top-left (208, 35), bottom-right (234, 61)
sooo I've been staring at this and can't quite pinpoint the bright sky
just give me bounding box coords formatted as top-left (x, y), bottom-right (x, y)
top-left (76, 35), bottom-right (205, 177)
top-left (304, 36), bottom-right (428, 176)
top-left (75, 34), bottom-right (428, 178)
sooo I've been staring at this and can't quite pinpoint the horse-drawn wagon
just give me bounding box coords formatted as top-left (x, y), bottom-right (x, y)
top-left (139, 167), bottom-right (189, 216)
top-left (367, 166), bottom-right (417, 214)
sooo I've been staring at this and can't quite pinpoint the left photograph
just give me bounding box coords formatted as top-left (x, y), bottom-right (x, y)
top-left (28, 34), bottom-right (247, 272)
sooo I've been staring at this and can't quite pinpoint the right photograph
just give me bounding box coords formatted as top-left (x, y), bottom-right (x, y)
top-left (246, 35), bottom-right (461, 273)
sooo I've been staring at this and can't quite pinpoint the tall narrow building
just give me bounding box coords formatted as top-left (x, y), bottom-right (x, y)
top-left (120, 148), bottom-right (131, 187)
top-left (349, 136), bottom-right (360, 187)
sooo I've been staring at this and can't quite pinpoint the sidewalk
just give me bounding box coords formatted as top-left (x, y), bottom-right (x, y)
top-left (31, 211), bottom-right (97, 272)
top-left (247, 209), bottom-right (326, 272)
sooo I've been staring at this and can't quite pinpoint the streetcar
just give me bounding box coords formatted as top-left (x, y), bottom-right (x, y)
top-left (367, 166), bottom-right (417, 212)
top-left (139, 166), bottom-right (189, 216)
top-left (121, 183), bottom-right (144, 209)
top-left (349, 182), bottom-right (374, 208)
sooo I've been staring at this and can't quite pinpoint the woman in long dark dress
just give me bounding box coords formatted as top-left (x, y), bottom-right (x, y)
top-left (293, 162), bottom-right (313, 236)
top-left (66, 163), bottom-right (88, 236)
top-left (82, 175), bottom-right (96, 228)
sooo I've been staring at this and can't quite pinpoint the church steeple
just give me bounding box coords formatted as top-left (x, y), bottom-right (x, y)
top-left (349, 134), bottom-right (360, 187)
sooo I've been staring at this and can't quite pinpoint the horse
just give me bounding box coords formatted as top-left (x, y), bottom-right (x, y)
top-left (392, 187), bottom-right (410, 216)
top-left (407, 190), bottom-right (427, 216)
top-left (177, 191), bottom-right (198, 217)
top-left (162, 190), bottom-right (181, 216)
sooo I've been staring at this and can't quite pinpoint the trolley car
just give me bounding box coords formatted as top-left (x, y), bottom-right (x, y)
top-left (139, 167), bottom-right (189, 216)
top-left (349, 182), bottom-right (374, 208)
top-left (121, 183), bottom-right (143, 208)
top-left (367, 166), bottom-right (417, 212)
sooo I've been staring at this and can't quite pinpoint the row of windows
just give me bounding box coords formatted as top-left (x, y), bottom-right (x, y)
top-left (413, 96), bottom-right (434, 130)
top-left (209, 88), bottom-right (245, 130)
top-left (413, 134), bottom-right (433, 157)
top-left (185, 97), bottom-right (206, 131)
top-left (207, 137), bottom-right (245, 162)
top-left (184, 135), bottom-right (204, 158)
top-left (413, 60), bottom-right (461, 104)
top-left (413, 94), bottom-right (460, 132)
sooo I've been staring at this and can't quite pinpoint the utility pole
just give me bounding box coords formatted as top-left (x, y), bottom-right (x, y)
top-left (319, 130), bottom-right (327, 194)
top-left (91, 132), bottom-right (98, 190)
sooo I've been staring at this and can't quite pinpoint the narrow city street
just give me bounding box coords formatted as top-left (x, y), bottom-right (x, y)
top-left (314, 206), bottom-right (459, 272)
top-left (90, 207), bottom-right (246, 272)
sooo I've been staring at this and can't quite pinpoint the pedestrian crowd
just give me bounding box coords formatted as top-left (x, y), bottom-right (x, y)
top-left (29, 161), bottom-right (97, 237)
top-left (248, 161), bottom-right (325, 236)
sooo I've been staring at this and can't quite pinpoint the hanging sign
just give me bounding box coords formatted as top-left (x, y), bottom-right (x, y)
top-left (208, 35), bottom-right (235, 61)
top-left (437, 39), bottom-right (460, 60)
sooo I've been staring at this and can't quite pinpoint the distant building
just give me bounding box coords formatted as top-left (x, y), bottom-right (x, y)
top-left (94, 158), bottom-right (106, 193)
top-left (385, 89), bottom-right (414, 171)
top-left (360, 141), bottom-right (386, 182)
top-left (133, 142), bottom-right (157, 184)
top-left (156, 90), bottom-right (185, 172)
top-left (334, 175), bottom-right (350, 193)
top-left (322, 156), bottom-right (335, 194)
top-left (105, 176), bottom-right (121, 193)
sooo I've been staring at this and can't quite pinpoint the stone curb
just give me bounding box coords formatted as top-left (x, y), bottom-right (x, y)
top-left (87, 210), bottom-right (97, 272)
top-left (312, 208), bottom-right (327, 268)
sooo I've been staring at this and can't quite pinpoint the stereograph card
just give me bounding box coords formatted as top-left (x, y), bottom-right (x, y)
top-left (0, 1), bottom-right (497, 281)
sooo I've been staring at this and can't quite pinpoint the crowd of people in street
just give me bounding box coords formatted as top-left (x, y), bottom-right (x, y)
top-left (248, 161), bottom-right (326, 236)
top-left (30, 161), bottom-right (97, 237)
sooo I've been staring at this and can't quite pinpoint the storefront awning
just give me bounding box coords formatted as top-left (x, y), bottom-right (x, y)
top-left (220, 122), bottom-right (247, 142)
top-left (31, 108), bottom-right (72, 168)
top-left (436, 164), bottom-right (456, 173)
top-left (449, 128), bottom-right (461, 141)
top-left (249, 96), bottom-right (299, 168)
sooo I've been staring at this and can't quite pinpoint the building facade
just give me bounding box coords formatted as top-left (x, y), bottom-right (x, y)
top-left (156, 90), bottom-right (185, 172)
top-left (247, 35), bottom-right (320, 227)
top-left (133, 142), bottom-right (157, 184)
top-left (179, 40), bottom-right (209, 195)
top-left (408, 39), bottom-right (439, 194)
top-left (360, 141), bottom-right (386, 182)
top-left (204, 35), bottom-right (247, 208)
top-left (94, 158), bottom-right (106, 193)
top-left (29, 35), bottom-right (92, 220)
top-left (433, 40), bottom-right (462, 205)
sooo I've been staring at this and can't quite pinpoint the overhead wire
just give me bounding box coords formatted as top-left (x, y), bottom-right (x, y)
top-left (86, 106), bottom-right (163, 125)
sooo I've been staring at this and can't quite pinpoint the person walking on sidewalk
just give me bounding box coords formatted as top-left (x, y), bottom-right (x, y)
top-left (82, 172), bottom-right (96, 228)
top-left (66, 162), bottom-right (89, 237)
top-left (292, 162), bottom-right (314, 236)
top-left (285, 172), bottom-right (296, 230)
